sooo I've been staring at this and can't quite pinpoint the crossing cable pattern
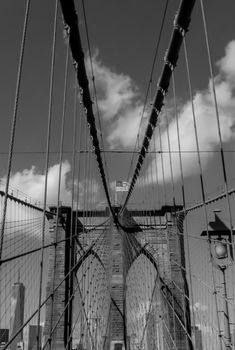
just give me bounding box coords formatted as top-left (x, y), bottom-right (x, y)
top-left (119, 145), bottom-right (192, 347)
top-left (122, 0), bottom-right (196, 211)
top-left (59, 0), bottom-right (113, 216)
top-left (120, 204), bottom-right (193, 349)
top-left (0, 2), bottom-right (112, 349)
top-left (44, 211), bottom-right (112, 350)
top-left (0, 0), bottom-right (31, 263)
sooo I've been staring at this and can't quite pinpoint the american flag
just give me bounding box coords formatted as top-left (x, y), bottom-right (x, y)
top-left (115, 181), bottom-right (129, 192)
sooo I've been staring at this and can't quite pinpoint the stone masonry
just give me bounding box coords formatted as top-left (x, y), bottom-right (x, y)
top-left (44, 218), bottom-right (66, 350)
top-left (133, 211), bottom-right (190, 350)
top-left (110, 225), bottom-right (124, 343)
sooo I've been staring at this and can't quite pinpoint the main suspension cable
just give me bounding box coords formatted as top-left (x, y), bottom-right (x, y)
top-left (59, 0), bottom-right (113, 215)
top-left (121, 0), bottom-right (196, 212)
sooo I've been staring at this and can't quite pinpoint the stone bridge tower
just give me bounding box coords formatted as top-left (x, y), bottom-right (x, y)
top-left (43, 206), bottom-right (191, 350)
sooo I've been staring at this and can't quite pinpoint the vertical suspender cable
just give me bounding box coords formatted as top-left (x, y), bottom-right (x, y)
top-left (85, 133), bottom-right (92, 346)
top-left (158, 121), bottom-right (177, 343)
top-left (48, 37), bottom-right (70, 350)
top-left (183, 37), bottom-right (223, 349)
top-left (158, 124), bottom-right (167, 205)
top-left (37, 1), bottom-right (58, 349)
top-left (172, 73), bottom-right (193, 349)
top-left (81, 115), bottom-right (88, 345)
top-left (200, 0), bottom-right (234, 256)
top-left (0, 0), bottom-right (31, 261)
top-left (121, 0), bottom-right (169, 208)
top-left (81, 0), bottom-right (111, 195)
top-left (153, 135), bottom-right (166, 281)
top-left (54, 38), bottom-right (70, 236)
top-left (172, 74), bottom-right (185, 208)
top-left (165, 105), bottom-right (192, 347)
top-left (165, 107), bottom-right (176, 209)
top-left (59, 0), bottom-right (113, 216)
top-left (75, 92), bottom-right (84, 236)
top-left (149, 140), bottom-right (161, 347)
top-left (68, 78), bottom-right (79, 349)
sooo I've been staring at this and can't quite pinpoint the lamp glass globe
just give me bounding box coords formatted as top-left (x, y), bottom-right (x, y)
top-left (215, 242), bottom-right (227, 259)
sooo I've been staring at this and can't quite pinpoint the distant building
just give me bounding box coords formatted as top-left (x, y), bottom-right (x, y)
top-left (194, 326), bottom-right (203, 350)
top-left (231, 328), bottom-right (235, 347)
top-left (114, 344), bottom-right (122, 350)
top-left (0, 328), bottom-right (9, 349)
top-left (16, 341), bottom-right (24, 349)
top-left (146, 310), bottom-right (157, 350)
top-left (9, 278), bottom-right (25, 350)
top-left (0, 328), bottom-right (9, 343)
top-left (28, 325), bottom-right (42, 350)
top-left (76, 342), bottom-right (86, 350)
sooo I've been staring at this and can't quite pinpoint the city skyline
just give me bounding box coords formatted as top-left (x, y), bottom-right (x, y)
top-left (9, 277), bottom-right (25, 350)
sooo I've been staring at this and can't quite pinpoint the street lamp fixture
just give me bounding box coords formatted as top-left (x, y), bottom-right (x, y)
top-left (201, 210), bottom-right (235, 349)
top-left (215, 240), bottom-right (228, 260)
top-left (201, 211), bottom-right (235, 264)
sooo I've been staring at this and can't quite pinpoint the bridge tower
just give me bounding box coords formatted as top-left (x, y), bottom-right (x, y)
top-left (43, 206), bottom-right (190, 350)
top-left (44, 207), bottom-right (77, 350)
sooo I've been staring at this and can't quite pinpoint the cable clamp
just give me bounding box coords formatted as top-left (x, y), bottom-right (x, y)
top-left (146, 136), bottom-right (151, 143)
top-left (173, 12), bottom-right (187, 36)
top-left (164, 59), bottom-right (174, 72)
top-left (158, 86), bottom-right (166, 96)
top-left (150, 122), bottom-right (156, 132)
top-left (174, 24), bottom-right (186, 37)
top-left (73, 61), bottom-right (78, 70)
top-left (153, 106), bottom-right (160, 114)
top-left (63, 24), bottom-right (70, 36)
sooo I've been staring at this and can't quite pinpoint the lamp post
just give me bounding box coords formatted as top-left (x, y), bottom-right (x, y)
top-left (201, 211), bottom-right (234, 349)
top-left (214, 240), bottom-right (231, 349)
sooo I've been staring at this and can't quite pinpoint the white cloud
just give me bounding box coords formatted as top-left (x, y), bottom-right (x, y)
top-left (87, 51), bottom-right (139, 121)
top-left (2, 161), bottom-right (72, 205)
top-left (217, 40), bottom-right (235, 81)
top-left (1, 161), bottom-right (102, 211)
top-left (86, 41), bottom-right (235, 177)
top-left (0, 163), bottom-right (104, 243)
top-left (195, 323), bottom-right (213, 335)
top-left (86, 52), bottom-right (146, 149)
top-left (193, 302), bottom-right (208, 312)
top-left (77, 178), bottom-right (102, 206)
top-left (146, 40), bottom-right (235, 183)
top-left (107, 105), bottom-right (144, 149)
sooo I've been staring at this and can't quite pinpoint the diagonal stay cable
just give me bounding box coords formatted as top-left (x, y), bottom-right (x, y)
top-left (59, 0), bottom-right (114, 216)
top-left (0, 0), bottom-right (31, 262)
top-left (121, 0), bottom-right (196, 212)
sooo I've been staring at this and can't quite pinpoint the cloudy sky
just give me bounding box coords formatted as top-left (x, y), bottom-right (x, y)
top-left (0, 0), bottom-right (235, 209)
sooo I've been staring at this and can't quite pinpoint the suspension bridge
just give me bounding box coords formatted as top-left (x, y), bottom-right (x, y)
top-left (0, 0), bottom-right (235, 349)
